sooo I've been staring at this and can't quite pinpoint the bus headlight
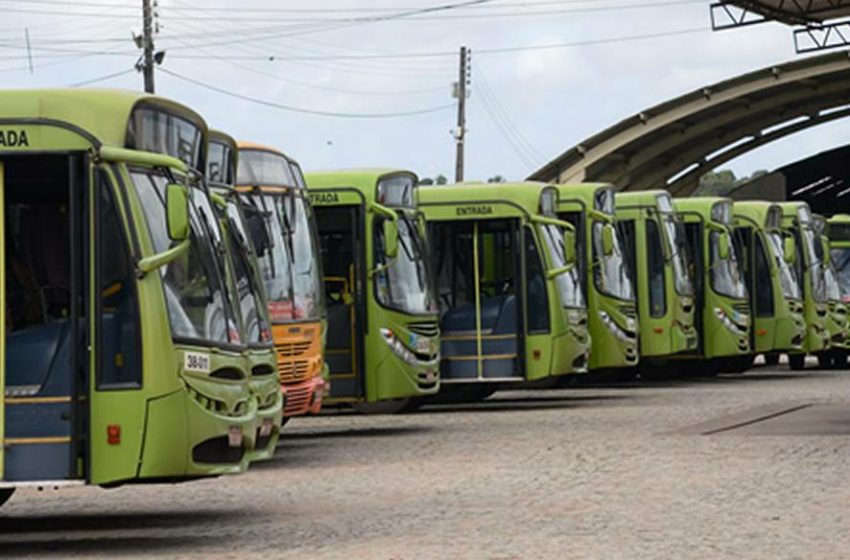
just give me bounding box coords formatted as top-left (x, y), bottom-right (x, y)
top-left (713, 307), bottom-right (746, 336)
top-left (380, 328), bottom-right (417, 365)
top-left (598, 311), bottom-right (632, 343)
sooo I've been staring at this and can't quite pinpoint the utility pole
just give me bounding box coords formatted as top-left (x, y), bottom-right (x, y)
top-left (141, 0), bottom-right (155, 93)
top-left (453, 46), bottom-right (471, 183)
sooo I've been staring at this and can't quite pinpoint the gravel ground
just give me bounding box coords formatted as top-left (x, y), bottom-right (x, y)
top-left (2, 364), bottom-right (850, 559)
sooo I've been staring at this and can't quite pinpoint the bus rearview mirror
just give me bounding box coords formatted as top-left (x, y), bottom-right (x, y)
top-left (602, 224), bottom-right (616, 257)
top-left (166, 183), bottom-right (189, 241)
top-left (821, 236), bottom-right (831, 265)
top-left (718, 232), bottom-right (731, 260)
top-left (384, 219), bottom-right (399, 259)
top-left (783, 236), bottom-right (796, 264)
top-left (563, 230), bottom-right (577, 265)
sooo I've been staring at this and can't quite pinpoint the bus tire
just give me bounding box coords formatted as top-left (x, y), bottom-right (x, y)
top-left (0, 489), bottom-right (14, 508)
top-left (817, 354), bottom-right (832, 369)
top-left (763, 353), bottom-right (780, 366)
top-left (788, 354), bottom-right (806, 371)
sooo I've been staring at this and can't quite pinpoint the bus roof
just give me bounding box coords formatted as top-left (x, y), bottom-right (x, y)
top-left (615, 189), bottom-right (674, 210)
top-left (828, 213), bottom-right (850, 224)
top-left (306, 168), bottom-right (416, 192)
top-left (0, 88), bottom-right (207, 150)
top-left (236, 141), bottom-right (296, 160)
top-left (673, 196), bottom-right (729, 213)
top-left (733, 200), bottom-right (781, 229)
top-left (419, 181), bottom-right (555, 219)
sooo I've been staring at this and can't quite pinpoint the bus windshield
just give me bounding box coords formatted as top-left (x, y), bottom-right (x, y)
top-left (540, 223), bottom-right (585, 309)
top-left (824, 262), bottom-right (842, 303)
top-left (768, 231), bottom-right (802, 300)
top-left (132, 171), bottom-right (240, 346)
top-left (831, 247), bottom-right (850, 302)
top-left (710, 230), bottom-right (748, 300)
top-left (592, 220), bottom-right (634, 301)
top-left (222, 196), bottom-right (272, 344)
top-left (244, 192), bottom-right (323, 322)
top-left (801, 227), bottom-right (827, 303)
top-left (660, 213), bottom-right (694, 296)
top-left (374, 213), bottom-right (436, 315)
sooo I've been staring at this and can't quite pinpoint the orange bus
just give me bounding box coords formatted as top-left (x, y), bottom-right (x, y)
top-left (235, 142), bottom-right (326, 420)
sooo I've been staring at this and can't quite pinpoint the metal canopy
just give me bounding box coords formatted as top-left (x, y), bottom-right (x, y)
top-left (711, 1), bottom-right (850, 53)
top-left (713, 1), bottom-right (850, 26)
top-left (528, 51), bottom-right (850, 197)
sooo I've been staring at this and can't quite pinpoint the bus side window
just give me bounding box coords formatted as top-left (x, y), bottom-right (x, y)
top-left (97, 170), bottom-right (142, 388)
top-left (646, 219), bottom-right (667, 318)
top-left (524, 226), bottom-right (550, 334)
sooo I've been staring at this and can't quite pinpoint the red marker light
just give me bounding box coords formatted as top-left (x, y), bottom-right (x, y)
top-left (532, 349), bottom-right (541, 360)
top-left (653, 327), bottom-right (664, 334)
top-left (107, 424), bottom-right (121, 445)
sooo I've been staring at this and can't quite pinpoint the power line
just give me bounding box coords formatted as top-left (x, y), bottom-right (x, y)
top-left (69, 67), bottom-right (135, 87)
top-left (159, 67), bottom-right (456, 119)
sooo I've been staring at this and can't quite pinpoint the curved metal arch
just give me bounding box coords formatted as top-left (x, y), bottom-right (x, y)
top-left (529, 51), bottom-right (850, 195)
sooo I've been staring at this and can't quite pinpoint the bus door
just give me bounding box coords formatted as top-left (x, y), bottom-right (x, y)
top-left (432, 219), bottom-right (522, 381)
top-left (683, 220), bottom-right (705, 354)
top-left (2, 155), bottom-right (87, 482)
top-left (315, 205), bottom-right (364, 399)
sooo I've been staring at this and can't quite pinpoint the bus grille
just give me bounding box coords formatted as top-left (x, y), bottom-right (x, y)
top-left (277, 358), bottom-right (311, 384)
top-left (408, 321), bottom-right (439, 338)
top-left (284, 384), bottom-right (312, 415)
top-left (277, 341), bottom-right (313, 357)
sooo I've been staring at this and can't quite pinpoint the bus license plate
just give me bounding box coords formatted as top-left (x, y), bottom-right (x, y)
top-left (228, 426), bottom-right (243, 448)
top-left (260, 419), bottom-right (274, 437)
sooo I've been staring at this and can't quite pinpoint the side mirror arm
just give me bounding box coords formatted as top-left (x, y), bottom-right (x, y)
top-left (137, 239), bottom-right (191, 276)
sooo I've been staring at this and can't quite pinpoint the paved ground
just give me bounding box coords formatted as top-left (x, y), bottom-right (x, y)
top-left (3, 363), bottom-right (850, 559)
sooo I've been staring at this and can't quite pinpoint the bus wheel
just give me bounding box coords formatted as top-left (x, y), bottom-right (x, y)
top-left (354, 399), bottom-right (415, 415)
top-left (817, 354), bottom-right (832, 369)
top-left (0, 489), bottom-right (14, 508)
top-left (763, 353), bottom-right (780, 366)
top-left (788, 354), bottom-right (806, 371)
top-left (831, 351), bottom-right (848, 369)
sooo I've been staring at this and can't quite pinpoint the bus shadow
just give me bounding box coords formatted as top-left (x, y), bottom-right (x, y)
top-left (283, 425), bottom-right (436, 441)
top-left (0, 510), bottom-right (233, 557)
top-left (415, 393), bottom-right (635, 414)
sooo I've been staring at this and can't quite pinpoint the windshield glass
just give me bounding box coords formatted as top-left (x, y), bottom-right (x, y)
top-left (660, 213), bottom-right (694, 296)
top-left (592, 220), bottom-right (634, 301)
top-left (374, 213), bottom-right (436, 315)
top-left (768, 231), bottom-right (802, 300)
top-left (825, 262), bottom-right (842, 302)
top-left (222, 196), bottom-right (272, 345)
top-left (237, 149), bottom-right (296, 187)
top-left (831, 247), bottom-right (850, 302)
top-left (802, 227), bottom-right (827, 303)
top-left (241, 191), bottom-right (323, 322)
top-left (710, 230), bottom-right (748, 300)
top-left (132, 171), bottom-right (239, 345)
top-left (540, 223), bottom-right (585, 308)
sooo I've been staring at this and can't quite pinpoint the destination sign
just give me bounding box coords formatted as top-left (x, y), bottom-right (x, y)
top-left (310, 192), bottom-right (339, 205)
top-left (0, 129), bottom-right (29, 148)
top-left (456, 205), bottom-right (494, 216)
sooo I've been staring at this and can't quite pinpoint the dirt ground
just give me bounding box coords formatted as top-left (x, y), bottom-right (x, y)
top-left (3, 363), bottom-right (850, 559)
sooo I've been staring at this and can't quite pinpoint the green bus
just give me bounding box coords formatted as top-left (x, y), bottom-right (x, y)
top-left (206, 130), bottom-right (282, 453)
top-left (674, 197), bottom-right (751, 373)
top-left (305, 169), bottom-right (440, 410)
top-left (0, 90), bottom-right (275, 508)
top-left (779, 202), bottom-right (830, 370)
top-left (827, 214), bottom-right (850, 367)
top-left (732, 201), bottom-right (805, 366)
top-left (555, 184), bottom-right (638, 374)
top-left (615, 191), bottom-right (697, 366)
top-left (420, 182), bottom-right (589, 396)
top-left (814, 215), bottom-right (849, 368)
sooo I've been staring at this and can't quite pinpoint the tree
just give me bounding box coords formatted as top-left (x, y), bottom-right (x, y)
top-left (436, 174), bottom-right (448, 185)
top-left (487, 175), bottom-right (506, 184)
top-left (697, 169), bottom-right (738, 195)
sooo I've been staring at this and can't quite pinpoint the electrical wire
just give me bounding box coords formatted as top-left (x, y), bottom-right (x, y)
top-left (159, 67), bottom-right (456, 119)
top-left (69, 66), bottom-right (135, 87)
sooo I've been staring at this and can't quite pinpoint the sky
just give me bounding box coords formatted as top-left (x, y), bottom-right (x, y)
top-left (0, 0), bottom-right (846, 182)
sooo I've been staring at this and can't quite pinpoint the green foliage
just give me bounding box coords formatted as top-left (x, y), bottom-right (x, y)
top-left (696, 169), bottom-right (770, 196)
